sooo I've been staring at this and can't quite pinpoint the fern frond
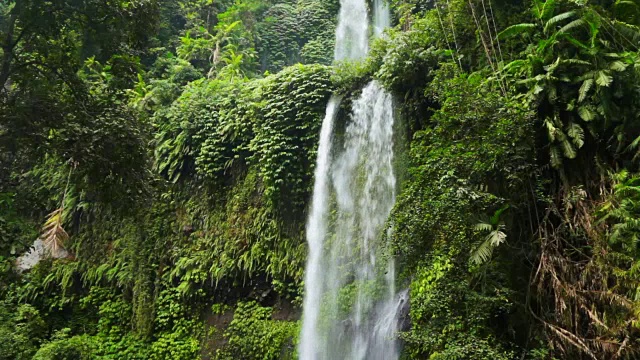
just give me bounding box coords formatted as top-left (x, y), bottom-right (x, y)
top-left (625, 135), bottom-right (640, 152)
top-left (535, 0), bottom-right (557, 21)
top-left (474, 222), bottom-right (494, 232)
top-left (545, 11), bottom-right (577, 34)
top-left (561, 58), bottom-right (591, 66)
top-left (578, 105), bottom-right (596, 121)
top-left (609, 60), bottom-right (628, 72)
top-left (578, 78), bottom-right (593, 102)
top-left (558, 18), bottom-right (586, 34)
top-left (550, 145), bottom-right (563, 168)
top-left (561, 138), bottom-right (577, 159)
top-left (610, 20), bottom-right (640, 47)
top-left (498, 23), bottom-right (536, 39)
top-left (595, 70), bottom-right (613, 87)
top-left (567, 122), bottom-right (585, 148)
top-left (545, 118), bottom-right (558, 141)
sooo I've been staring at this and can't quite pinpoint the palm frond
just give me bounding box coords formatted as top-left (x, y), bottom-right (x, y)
top-left (470, 229), bottom-right (507, 265)
top-left (41, 208), bottom-right (68, 256)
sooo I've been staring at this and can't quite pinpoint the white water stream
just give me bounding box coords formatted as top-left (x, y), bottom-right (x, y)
top-left (299, 0), bottom-right (406, 359)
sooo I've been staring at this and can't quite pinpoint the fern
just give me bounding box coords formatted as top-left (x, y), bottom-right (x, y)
top-left (544, 11), bottom-right (577, 34)
top-left (557, 18), bottom-right (586, 34)
top-left (595, 70), bottom-right (613, 87)
top-left (611, 20), bottom-right (640, 47)
top-left (567, 122), bottom-right (585, 148)
top-left (550, 145), bottom-right (563, 168)
top-left (498, 23), bottom-right (536, 39)
top-left (545, 118), bottom-right (558, 141)
top-left (561, 137), bottom-right (577, 159)
top-left (533, 0), bottom-right (557, 21)
top-left (609, 60), bottom-right (628, 72)
top-left (578, 105), bottom-right (596, 121)
top-left (578, 78), bottom-right (593, 102)
top-left (474, 222), bottom-right (494, 232)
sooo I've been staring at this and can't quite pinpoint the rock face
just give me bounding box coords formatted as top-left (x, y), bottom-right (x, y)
top-left (15, 239), bottom-right (69, 272)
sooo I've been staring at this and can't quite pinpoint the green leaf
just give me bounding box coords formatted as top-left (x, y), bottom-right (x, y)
top-left (567, 122), bottom-right (585, 148)
top-left (470, 229), bottom-right (506, 265)
top-left (498, 23), bottom-right (536, 39)
top-left (578, 105), bottom-right (596, 121)
top-left (544, 11), bottom-right (576, 34)
top-left (610, 60), bottom-right (628, 72)
top-left (474, 223), bottom-right (493, 232)
top-left (578, 78), bottom-right (593, 102)
top-left (545, 118), bottom-right (558, 141)
top-left (557, 18), bottom-right (586, 34)
top-left (561, 138), bottom-right (577, 159)
top-left (550, 145), bottom-right (563, 168)
top-left (595, 70), bottom-right (613, 87)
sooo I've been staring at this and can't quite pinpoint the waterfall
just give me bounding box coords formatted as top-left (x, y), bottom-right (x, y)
top-left (300, 0), bottom-right (406, 359)
top-left (373, 0), bottom-right (391, 37)
top-left (334, 0), bottom-right (369, 61)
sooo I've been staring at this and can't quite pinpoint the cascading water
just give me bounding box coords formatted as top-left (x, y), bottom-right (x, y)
top-left (300, 0), bottom-right (406, 359)
top-left (334, 0), bottom-right (369, 61)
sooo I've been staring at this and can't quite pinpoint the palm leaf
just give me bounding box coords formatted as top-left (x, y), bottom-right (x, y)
top-left (470, 229), bottom-right (507, 265)
top-left (41, 208), bottom-right (68, 256)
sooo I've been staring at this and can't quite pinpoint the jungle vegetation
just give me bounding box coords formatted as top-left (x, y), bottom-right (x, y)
top-left (3, 0), bottom-right (640, 359)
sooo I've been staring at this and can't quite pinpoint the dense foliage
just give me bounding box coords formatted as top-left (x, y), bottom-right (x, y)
top-left (4, 0), bottom-right (640, 359)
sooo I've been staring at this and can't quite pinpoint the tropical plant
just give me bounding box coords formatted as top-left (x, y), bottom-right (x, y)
top-left (471, 205), bottom-right (508, 265)
top-left (499, 0), bottom-right (640, 169)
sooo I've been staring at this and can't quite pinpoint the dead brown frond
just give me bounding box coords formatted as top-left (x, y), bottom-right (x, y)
top-left (40, 161), bottom-right (75, 258)
top-left (41, 208), bottom-right (69, 255)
